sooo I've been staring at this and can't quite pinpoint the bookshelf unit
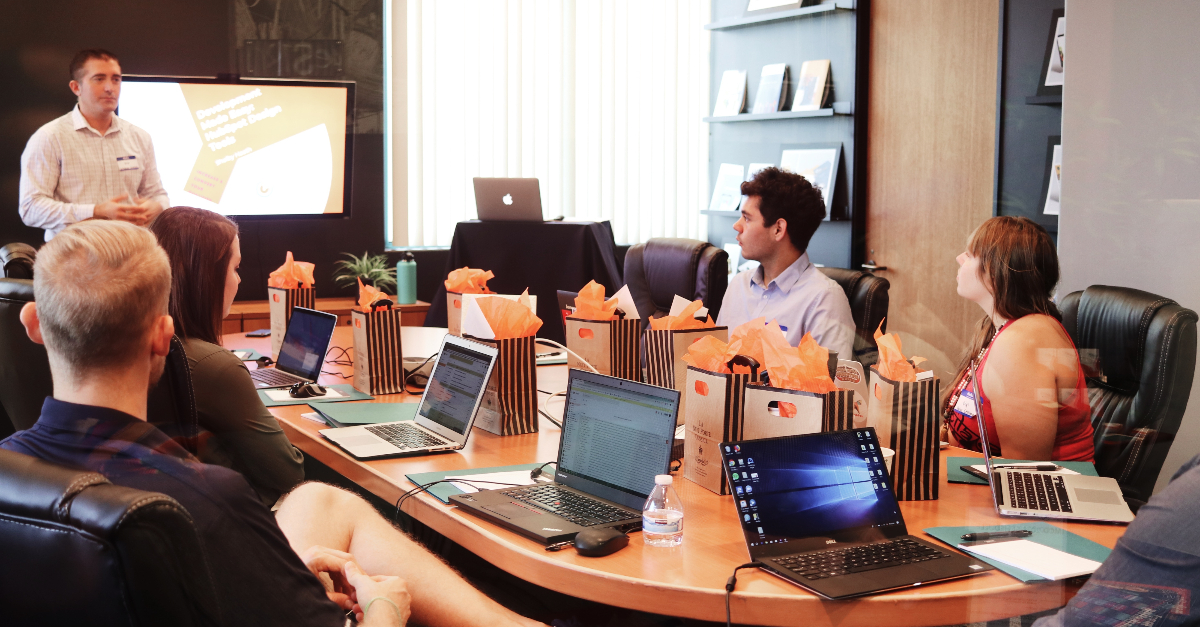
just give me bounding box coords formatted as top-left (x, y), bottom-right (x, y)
top-left (704, 0), bottom-right (869, 270)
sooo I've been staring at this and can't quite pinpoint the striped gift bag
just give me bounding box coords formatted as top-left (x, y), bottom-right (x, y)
top-left (867, 368), bottom-right (942, 501)
top-left (564, 317), bottom-right (641, 381)
top-left (683, 363), bottom-right (759, 495)
top-left (644, 326), bottom-right (728, 425)
top-left (469, 335), bottom-right (539, 436)
top-left (822, 389), bottom-right (857, 432)
top-left (350, 308), bottom-right (406, 395)
top-left (268, 286), bottom-right (316, 359)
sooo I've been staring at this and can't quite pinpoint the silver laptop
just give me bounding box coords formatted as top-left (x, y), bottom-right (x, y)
top-left (320, 335), bottom-right (498, 459)
top-left (969, 364), bottom-right (1134, 523)
top-left (249, 307), bottom-right (338, 389)
top-left (473, 177), bottom-right (544, 221)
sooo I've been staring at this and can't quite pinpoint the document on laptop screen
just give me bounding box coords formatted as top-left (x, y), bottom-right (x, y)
top-left (725, 430), bottom-right (905, 549)
top-left (419, 343), bottom-right (493, 435)
top-left (558, 378), bottom-right (677, 500)
top-left (277, 309), bottom-right (337, 379)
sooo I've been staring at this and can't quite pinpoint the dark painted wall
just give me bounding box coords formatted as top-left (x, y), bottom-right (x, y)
top-left (0, 0), bottom-right (390, 303)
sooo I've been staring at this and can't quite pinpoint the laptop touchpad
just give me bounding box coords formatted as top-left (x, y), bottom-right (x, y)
top-left (338, 435), bottom-right (383, 447)
top-left (483, 503), bottom-right (544, 520)
top-left (1074, 488), bottom-right (1120, 505)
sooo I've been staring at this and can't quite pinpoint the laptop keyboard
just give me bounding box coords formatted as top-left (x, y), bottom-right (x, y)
top-left (365, 423), bottom-right (447, 450)
top-left (772, 538), bottom-right (948, 581)
top-left (504, 484), bottom-right (634, 527)
top-left (250, 368), bottom-right (305, 387)
top-left (1007, 471), bottom-right (1072, 513)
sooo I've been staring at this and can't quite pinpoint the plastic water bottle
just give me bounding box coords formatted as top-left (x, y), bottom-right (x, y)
top-left (642, 475), bottom-right (684, 547)
top-left (396, 252), bottom-right (417, 305)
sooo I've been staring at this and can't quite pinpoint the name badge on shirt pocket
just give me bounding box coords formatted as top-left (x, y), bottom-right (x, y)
top-left (116, 155), bottom-right (140, 171)
top-left (953, 389), bottom-right (978, 417)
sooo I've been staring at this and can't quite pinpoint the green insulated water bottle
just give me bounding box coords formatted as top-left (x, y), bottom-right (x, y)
top-left (396, 252), bottom-right (417, 304)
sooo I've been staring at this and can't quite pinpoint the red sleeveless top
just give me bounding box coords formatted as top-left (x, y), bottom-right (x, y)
top-left (947, 316), bottom-right (1094, 462)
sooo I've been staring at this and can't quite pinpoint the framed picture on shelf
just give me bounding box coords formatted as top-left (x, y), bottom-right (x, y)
top-left (1036, 9), bottom-right (1065, 97)
top-left (779, 143), bottom-right (842, 220)
top-left (1041, 135), bottom-right (1062, 216)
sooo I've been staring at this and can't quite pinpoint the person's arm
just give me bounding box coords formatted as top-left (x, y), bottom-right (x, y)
top-left (980, 318), bottom-right (1063, 461)
top-left (803, 284), bottom-right (856, 359)
top-left (18, 130), bottom-right (95, 231)
top-left (191, 349), bottom-right (305, 504)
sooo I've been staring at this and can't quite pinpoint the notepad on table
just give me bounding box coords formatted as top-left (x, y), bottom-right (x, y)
top-left (957, 539), bottom-right (1101, 580)
top-left (311, 402), bottom-right (417, 428)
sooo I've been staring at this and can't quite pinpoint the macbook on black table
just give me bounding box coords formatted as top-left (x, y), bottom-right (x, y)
top-left (473, 178), bottom-right (544, 221)
top-left (249, 307), bottom-right (337, 389)
top-left (722, 429), bottom-right (992, 599)
top-left (450, 369), bottom-right (680, 544)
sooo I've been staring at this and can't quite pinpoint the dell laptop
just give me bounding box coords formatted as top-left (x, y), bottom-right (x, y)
top-left (721, 429), bottom-right (993, 600)
top-left (320, 335), bottom-right (499, 459)
top-left (249, 307), bottom-right (338, 389)
top-left (968, 365), bottom-right (1134, 523)
top-left (450, 369), bottom-right (680, 544)
top-left (473, 177), bottom-right (545, 221)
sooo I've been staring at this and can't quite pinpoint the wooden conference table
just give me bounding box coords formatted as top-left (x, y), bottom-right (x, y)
top-left (230, 326), bottom-right (1127, 627)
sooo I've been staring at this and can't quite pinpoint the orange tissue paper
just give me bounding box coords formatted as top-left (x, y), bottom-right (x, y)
top-left (476, 290), bottom-right (543, 339)
top-left (267, 251), bottom-right (315, 288)
top-left (683, 335), bottom-right (739, 374)
top-left (873, 319), bottom-right (927, 382)
top-left (648, 299), bottom-right (714, 331)
top-left (761, 332), bottom-right (838, 394)
top-left (445, 267), bottom-right (495, 294)
top-left (356, 277), bottom-right (388, 313)
top-left (573, 280), bottom-right (619, 321)
top-left (727, 317), bottom-right (781, 369)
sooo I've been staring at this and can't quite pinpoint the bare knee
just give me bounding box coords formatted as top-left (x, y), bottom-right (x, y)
top-left (279, 481), bottom-right (364, 514)
top-left (275, 482), bottom-right (372, 551)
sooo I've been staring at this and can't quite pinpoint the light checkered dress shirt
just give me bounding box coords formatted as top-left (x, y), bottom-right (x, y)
top-left (19, 105), bottom-right (170, 240)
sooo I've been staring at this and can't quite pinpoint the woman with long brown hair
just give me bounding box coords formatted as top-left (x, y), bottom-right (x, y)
top-left (151, 206), bottom-right (304, 504)
top-left (943, 216), bottom-right (1094, 462)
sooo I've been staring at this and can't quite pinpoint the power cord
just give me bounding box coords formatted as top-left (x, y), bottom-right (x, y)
top-left (403, 353), bottom-right (439, 394)
top-left (529, 461), bottom-right (557, 481)
top-left (535, 339), bottom-right (598, 373)
top-left (725, 561), bottom-right (765, 627)
top-left (393, 478), bottom-right (522, 524)
top-left (325, 346), bottom-right (354, 367)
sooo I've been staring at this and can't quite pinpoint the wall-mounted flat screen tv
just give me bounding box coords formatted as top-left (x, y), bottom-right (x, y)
top-left (119, 76), bottom-right (354, 218)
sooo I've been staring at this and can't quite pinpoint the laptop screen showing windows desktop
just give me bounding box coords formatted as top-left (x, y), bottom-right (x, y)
top-left (555, 371), bottom-right (679, 509)
top-left (722, 429), bottom-right (905, 552)
top-left (418, 342), bottom-right (494, 435)
top-left (276, 308), bottom-right (337, 380)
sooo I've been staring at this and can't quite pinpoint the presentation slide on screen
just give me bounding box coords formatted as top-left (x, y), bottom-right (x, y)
top-left (119, 82), bottom-right (347, 216)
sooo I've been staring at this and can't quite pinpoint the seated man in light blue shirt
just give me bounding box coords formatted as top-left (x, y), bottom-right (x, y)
top-left (716, 167), bottom-right (856, 359)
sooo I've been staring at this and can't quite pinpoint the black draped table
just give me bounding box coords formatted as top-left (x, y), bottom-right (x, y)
top-left (425, 220), bottom-right (624, 343)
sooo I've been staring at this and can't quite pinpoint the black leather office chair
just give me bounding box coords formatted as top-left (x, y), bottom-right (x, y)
top-left (0, 448), bottom-right (221, 626)
top-left (623, 238), bottom-right (729, 328)
top-left (0, 278), bottom-right (51, 436)
top-left (1060, 285), bottom-right (1198, 506)
top-left (817, 267), bottom-right (891, 367)
top-left (0, 242), bottom-right (36, 279)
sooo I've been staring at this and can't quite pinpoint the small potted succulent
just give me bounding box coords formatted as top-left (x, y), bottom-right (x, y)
top-left (333, 251), bottom-right (397, 292)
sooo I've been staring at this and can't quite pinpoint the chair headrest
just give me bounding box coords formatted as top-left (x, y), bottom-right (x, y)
top-left (0, 448), bottom-right (109, 524)
top-left (1, 243), bottom-right (36, 280)
top-left (0, 278), bottom-right (35, 303)
top-left (642, 238), bottom-right (710, 309)
top-left (1068, 285), bottom-right (1179, 393)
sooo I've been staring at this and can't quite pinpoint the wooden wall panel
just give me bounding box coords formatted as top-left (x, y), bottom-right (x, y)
top-left (866, 0), bottom-right (999, 380)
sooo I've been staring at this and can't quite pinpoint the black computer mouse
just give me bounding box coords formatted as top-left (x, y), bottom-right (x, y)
top-left (289, 382), bottom-right (327, 398)
top-left (573, 528), bottom-right (629, 557)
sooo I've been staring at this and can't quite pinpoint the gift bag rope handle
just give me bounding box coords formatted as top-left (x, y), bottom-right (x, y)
top-left (727, 354), bottom-right (760, 380)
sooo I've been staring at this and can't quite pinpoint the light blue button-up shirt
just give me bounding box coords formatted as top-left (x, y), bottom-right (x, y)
top-left (716, 252), bottom-right (856, 359)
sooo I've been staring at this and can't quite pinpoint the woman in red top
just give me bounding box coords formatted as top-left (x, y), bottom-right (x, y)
top-left (943, 216), bottom-right (1094, 462)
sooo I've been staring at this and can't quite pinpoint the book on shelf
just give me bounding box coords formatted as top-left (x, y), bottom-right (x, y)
top-left (791, 59), bottom-right (832, 112)
top-left (751, 63), bottom-right (789, 114)
top-left (708, 163), bottom-right (746, 213)
top-left (712, 70), bottom-right (748, 117)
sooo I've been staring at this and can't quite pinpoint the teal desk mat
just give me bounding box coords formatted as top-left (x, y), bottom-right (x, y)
top-left (309, 402), bottom-right (417, 427)
top-left (406, 463), bottom-right (546, 504)
top-left (229, 348), bottom-right (265, 361)
top-left (947, 457), bottom-right (1098, 485)
top-left (924, 521), bottom-right (1112, 583)
top-left (258, 383), bottom-right (373, 407)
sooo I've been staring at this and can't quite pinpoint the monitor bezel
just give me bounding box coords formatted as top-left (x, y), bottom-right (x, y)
top-left (118, 74), bottom-right (355, 221)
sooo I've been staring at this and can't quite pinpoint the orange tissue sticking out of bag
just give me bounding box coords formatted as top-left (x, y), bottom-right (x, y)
top-left (648, 299), bottom-right (714, 331)
top-left (267, 251), bottom-right (315, 288)
top-left (356, 277), bottom-right (387, 313)
top-left (727, 318), bottom-right (777, 369)
top-left (873, 319), bottom-right (927, 382)
top-left (476, 290), bottom-right (543, 339)
top-left (444, 267), bottom-right (494, 294)
top-left (762, 332), bottom-right (838, 394)
top-left (572, 280), bottom-right (619, 321)
top-left (683, 335), bottom-right (739, 374)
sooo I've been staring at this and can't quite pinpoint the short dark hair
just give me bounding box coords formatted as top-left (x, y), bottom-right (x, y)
top-left (150, 207), bottom-right (239, 345)
top-left (69, 49), bottom-right (120, 81)
top-left (740, 167), bottom-right (826, 253)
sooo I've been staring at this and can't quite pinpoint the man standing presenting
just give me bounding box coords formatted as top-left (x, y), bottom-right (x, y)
top-left (716, 167), bottom-right (856, 359)
top-left (19, 49), bottom-right (169, 240)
